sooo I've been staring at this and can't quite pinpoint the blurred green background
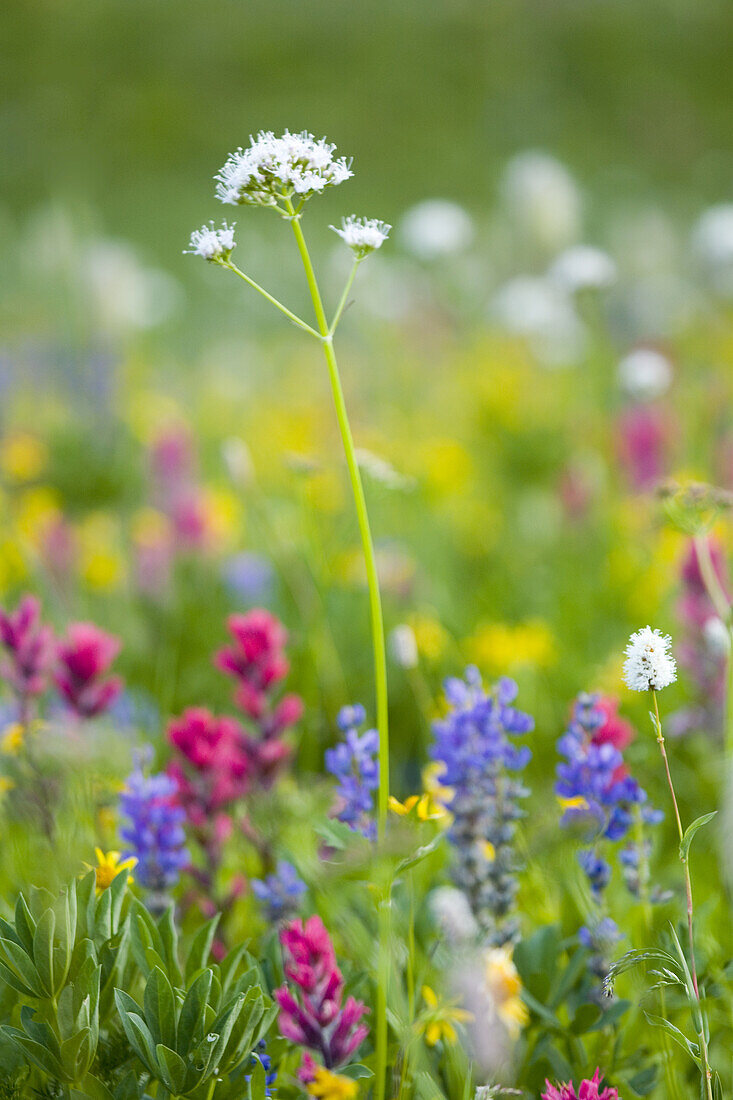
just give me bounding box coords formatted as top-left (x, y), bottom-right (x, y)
top-left (4, 0), bottom-right (733, 263)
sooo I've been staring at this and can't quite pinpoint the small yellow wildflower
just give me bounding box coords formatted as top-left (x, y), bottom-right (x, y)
top-left (408, 613), bottom-right (448, 662)
top-left (1, 723), bottom-right (24, 755)
top-left (418, 985), bottom-right (473, 1047)
top-left (307, 1067), bottom-right (358, 1100)
top-left (88, 849), bottom-right (137, 894)
top-left (388, 791), bottom-right (446, 822)
top-left (0, 433), bottom-right (48, 483)
top-left (482, 840), bottom-right (496, 861)
top-left (484, 946), bottom-right (528, 1038)
top-left (557, 795), bottom-right (589, 812)
top-left (422, 762), bottom-right (453, 825)
top-left (469, 620), bottom-right (556, 674)
top-left (0, 776), bottom-right (15, 795)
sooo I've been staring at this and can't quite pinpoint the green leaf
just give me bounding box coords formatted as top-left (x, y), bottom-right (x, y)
top-left (157, 907), bottom-right (183, 986)
top-left (185, 915), bottom-right (220, 981)
top-left (60, 1027), bottom-right (94, 1079)
top-left (340, 1064), bottom-right (375, 1080)
top-left (154, 1043), bottom-right (187, 1092)
top-left (178, 968), bottom-right (213, 1056)
top-left (644, 1012), bottom-right (700, 1064)
top-left (570, 1002), bottom-right (603, 1034)
top-left (14, 895), bottom-right (36, 955)
top-left (144, 966), bottom-right (177, 1050)
top-left (2, 1026), bottom-right (64, 1077)
top-left (33, 907), bottom-right (56, 995)
top-left (0, 937), bottom-right (43, 996)
top-left (680, 812), bottom-right (717, 862)
top-left (249, 1057), bottom-right (267, 1100)
top-left (627, 1066), bottom-right (658, 1096)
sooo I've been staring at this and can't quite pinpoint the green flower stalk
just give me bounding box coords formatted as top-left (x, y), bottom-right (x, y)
top-left (187, 129), bottom-right (393, 1100)
top-left (623, 626), bottom-right (715, 1100)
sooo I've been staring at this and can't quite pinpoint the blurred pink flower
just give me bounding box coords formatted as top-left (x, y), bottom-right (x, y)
top-left (0, 595), bottom-right (54, 701)
top-left (542, 1069), bottom-right (618, 1100)
top-left (54, 622), bottom-right (122, 718)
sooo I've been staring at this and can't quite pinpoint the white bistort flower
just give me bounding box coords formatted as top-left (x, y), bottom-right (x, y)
top-left (549, 245), bottom-right (617, 293)
top-left (623, 626), bottom-right (677, 691)
top-left (399, 199), bottom-right (475, 260)
top-left (215, 130), bottom-right (352, 208)
top-left (185, 222), bottom-right (236, 262)
top-left (331, 215), bottom-right (390, 259)
top-left (617, 347), bottom-right (673, 402)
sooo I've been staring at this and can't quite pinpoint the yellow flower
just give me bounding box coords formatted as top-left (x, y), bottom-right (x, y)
top-left (388, 790), bottom-right (447, 822)
top-left (469, 620), bottom-right (556, 674)
top-left (0, 433), bottom-right (47, 482)
top-left (1, 723), bottom-right (24, 755)
top-left (422, 762), bottom-right (453, 824)
top-left (78, 514), bottom-right (125, 591)
top-left (408, 613), bottom-right (449, 663)
top-left (557, 795), bottom-right (589, 812)
top-left (418, 985), bottom-right (473, 1047)
top-left (307, 1068), bottom-right (358, 1100)
top-left (88, 849), bottom-right (137, 894)
top-left (484, 946), bottom-right (528, 1038)
top-left (0, 776), bottom-right (15, 795)
top-left (482, 840), bottom-right (496, 862)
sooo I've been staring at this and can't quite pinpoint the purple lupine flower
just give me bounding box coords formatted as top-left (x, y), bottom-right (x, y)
top-left (0, 595), bottom-right (54, 705)
top-left (252, 860), bottom-right (306, 921)
top-left (325, 705), bottom-right (379, 839)
top-left (119, 753), bottom-right (189, 894)
top-left (274, 915), bottom-right (369, 1069)
top-left (578, 917), bottom-right (623, 986)
top-left (431, 667), bottom-right (533, 946)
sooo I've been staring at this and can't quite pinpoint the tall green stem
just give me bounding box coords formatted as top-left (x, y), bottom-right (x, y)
top-left (651, 691), bottom-right (714, 1100)
top-left (287, 206), bottom-right (390, 1100)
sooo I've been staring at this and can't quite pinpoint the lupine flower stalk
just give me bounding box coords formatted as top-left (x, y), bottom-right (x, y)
top-left (431, 667), bottom-right (533, 946)
top-left (274, 915), bottom-right (369, 1070)
top-left (119, 752), bottom-right (188, 913)
top-left (325, 704), bottom-right (379, 839)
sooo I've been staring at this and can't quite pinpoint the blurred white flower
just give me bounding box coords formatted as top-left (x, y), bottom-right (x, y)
top-left (500, 151), bottom-right (581, 253)
top-left (623, 626), bottom-right (677, 691)
top-left (549, 245), bottom-right (616, 293)
top-left (84, 241), bottom-right (180, 333)
top-left (399, 199), bottom-right (475, 260)
top-left (222, 437), bottom-right (255, 488)
top-left (355, 448), bottom-right (415, 491)
top-left (692, 204), bottom-right (733, 296)
top-left (216, 130), bottom-right (352, 207)
top-left (388, 624), bottom-right (419, 669)
top-left (331, 216), bottom-right (390, 259)
top-left (617, 347), bottom-right (673, 402)
top-left (430, 886), bottom-right (479, 944)
top-left (185, 221), bottom-right (236, 261)
top-left (491, 276), bottom-right (585, 367)
top-left (703, 616), bottom-right (731, 659)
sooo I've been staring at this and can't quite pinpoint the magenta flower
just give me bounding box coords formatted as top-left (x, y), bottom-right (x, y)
top-left (54, 622), bottom-right (122, 718)
top-left (167, 706), bottom-right (251, 824)
top-left (0, 595), bottom-right (54, 702)
top-left (542, 1069), bottom-right (619, 1100)
top-left (616, 405), bottom-right (670, 491)
top-left (215, 609), bottom-right (290, 717)
top-left (274, 915), bottom-right (369, 1068)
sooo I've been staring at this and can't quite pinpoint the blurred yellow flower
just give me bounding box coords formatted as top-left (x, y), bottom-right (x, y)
top-left (307, 1068), bottom-right (358, 1100)
top-left (418, 985), bottom-right (473, 1046)
top-left (469, 620), bottom-right (556, 674)
top-left (87, 848), bottom-right (137, 894)
top-left (421, 439), bottom-right (473, 497)
top-left (1, 723), bottom-right (24, 755)
top-left (132, 507), bottom-right (172, 546)
top-left (78, 514), bottom-right (125, 591)
top-left (422, 762), bottom-right (453, 824)
top-left (557, 795), bottom-right (588, 812)
top-left (14, 486), bottom-right (62, 546)
top-left (482, 840), bottom-right (496, 861)
top-left (408, 613), bottom-right (449, 663)
top-left (0, 776), bottom-right (15, 795)
top-left (484, 945), bottom-right (528, 1038)
top-left (0, 433), bottom-right (48, 483)
top-left (203, 487), bottom-right (244, 546)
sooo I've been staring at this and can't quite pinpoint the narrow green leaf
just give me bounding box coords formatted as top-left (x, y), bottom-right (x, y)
top-left (0, 937), bottom-right (43, 996)
top-left (680, 812), bottom-right (717, 862)
top-left (185, 915), bottom-right (220, 981)
top-left (155, 1044), bottom-right (187, 1092)
top-left (33, 907), bottom-right (56, 995)
top-left (144, 966), bottom-right (177, 1050)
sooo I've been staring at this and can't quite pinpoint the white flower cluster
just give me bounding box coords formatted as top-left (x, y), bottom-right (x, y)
top-left (185, 221), bottom-right (236, 261)
top-left (617, 347), bottom-right (673, 402)
top-left (331, 215), bottom-right (391, 258)
top-left (215, 130), bottom-right (353, 207)
top-left (622, 626), bottom-right (678, 691)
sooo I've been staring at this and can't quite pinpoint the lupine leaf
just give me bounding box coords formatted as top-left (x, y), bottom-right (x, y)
top-left (680, 812), bottom-right (717, 862)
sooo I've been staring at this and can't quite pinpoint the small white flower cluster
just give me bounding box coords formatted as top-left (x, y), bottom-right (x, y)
top-left (622, 626), bottom-right (678, 692)
top-left (215, 130), bottom-right (353, 207)
top-left (617, 347), bottom-right (673, 402)
top-left (331, 215), bottom-right (391, 259)
top-left (185, 221), bottom-right (236, 262)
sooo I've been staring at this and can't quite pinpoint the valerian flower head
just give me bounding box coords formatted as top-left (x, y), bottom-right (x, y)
top-left (215, 130), bottom-right (352, 208)
top-left (330, 216), bottom-right (391, 259)
top-left (185, 221), bottom-right (236, 262)
top-left (622, 626), bottom-right (677, 691)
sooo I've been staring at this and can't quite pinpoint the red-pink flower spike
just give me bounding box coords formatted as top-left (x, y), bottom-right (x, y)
top-left (167, 707), bottom-right (251, 825)
top-left (215, 609), bottom-right (290, 717)
top-left (274, 915), bottom-right (369, 1069)
top-left (542, 1069), bottom-right (619, 1100)
top-left (54, 622), bottom-right (122, 718)
top-left (0, 595), bottom-right (54, 702)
